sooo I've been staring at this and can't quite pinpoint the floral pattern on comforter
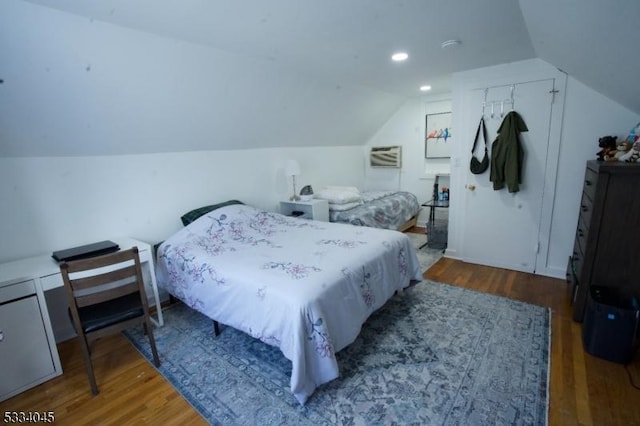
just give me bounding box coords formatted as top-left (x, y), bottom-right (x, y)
top-left (156, 204), bottom-right (422, 404)
top-left (329, 191), bottom-right (420, 230)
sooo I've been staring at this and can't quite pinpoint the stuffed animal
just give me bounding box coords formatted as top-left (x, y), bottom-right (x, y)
top-left (596, 135), bottom-right (617, 161)
top-left (620, 140), bottom-right (640, 162)
top-left (605, 140), bottom-right (632, 161)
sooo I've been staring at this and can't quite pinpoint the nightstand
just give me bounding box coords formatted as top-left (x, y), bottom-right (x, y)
top-left (280, 199), bottom-right (329, 221)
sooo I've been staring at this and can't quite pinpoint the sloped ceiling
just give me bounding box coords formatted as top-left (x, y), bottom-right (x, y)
top-left (1, 0), bottom-right (637, 157)
top-left (19, 0), bottom-right (536, 99)
top-left (520, 0), bottom-right (640, 118)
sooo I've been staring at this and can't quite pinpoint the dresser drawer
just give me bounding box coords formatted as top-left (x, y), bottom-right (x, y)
top-left (566, 256), bottom-right (579, 304)
top-left (582, 167), bottom-right (598, 201)
top-left (572, 235), bottom-right (584, 283)
top-left (575, 215), bottom-right (590, 257)
top-left (578, 192), bottom-right (594, 228)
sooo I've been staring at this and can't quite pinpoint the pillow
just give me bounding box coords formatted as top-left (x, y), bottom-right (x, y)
top-left (315, 187), bottom-right (362, 204)
top-left (324, 185), bottom-right (360, 193)
top-left (180, 200), bottom-right (243, 226)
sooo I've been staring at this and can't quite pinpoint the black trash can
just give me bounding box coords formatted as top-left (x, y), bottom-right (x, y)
top-left (582, 285), bottom-right (639, 364)
top-left (426, 220), bottom-right (448, 250)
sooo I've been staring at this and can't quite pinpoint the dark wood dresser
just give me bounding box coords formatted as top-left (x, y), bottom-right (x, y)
top-left (569, 160), bottom-right (640, 322)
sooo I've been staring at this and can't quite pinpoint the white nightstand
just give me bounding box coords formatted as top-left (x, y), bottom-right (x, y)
top-left (280, 199), bottom-right (329, 221)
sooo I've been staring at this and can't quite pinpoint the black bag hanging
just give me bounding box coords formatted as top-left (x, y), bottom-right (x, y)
top-left (470, 117), bottom-right (489, 174)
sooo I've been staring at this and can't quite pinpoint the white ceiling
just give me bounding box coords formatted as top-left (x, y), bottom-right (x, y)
top-left (21, 0), bottom-right (640, 114)
top-left (22, 0), bottom-right (537, 99)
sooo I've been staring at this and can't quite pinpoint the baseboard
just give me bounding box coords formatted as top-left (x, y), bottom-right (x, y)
top-left (444, 248), bottom-right (458, 258)
top-left (534, 266), bottom-right (566, 280)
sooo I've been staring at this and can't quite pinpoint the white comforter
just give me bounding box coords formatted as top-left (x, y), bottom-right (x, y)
top-left (156, 204), bottom-right (422, 404)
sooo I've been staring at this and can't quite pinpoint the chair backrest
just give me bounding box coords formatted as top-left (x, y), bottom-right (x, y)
top-left (60, 247), bottom-right (150, 312)
top-left (59, 246), bottom-right (160, 395)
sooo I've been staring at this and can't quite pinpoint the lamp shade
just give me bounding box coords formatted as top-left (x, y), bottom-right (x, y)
top-left (285, 159), bottom-right (301, 177)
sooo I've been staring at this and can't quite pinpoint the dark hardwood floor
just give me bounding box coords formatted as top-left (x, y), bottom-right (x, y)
top-left (1, 229), bottom-right (638, 425)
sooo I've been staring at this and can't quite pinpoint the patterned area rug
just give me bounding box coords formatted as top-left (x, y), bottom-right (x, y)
top-left (406, 231), bottom-right (444, 272)
top-left (124, 281), bottom-right (550, 425)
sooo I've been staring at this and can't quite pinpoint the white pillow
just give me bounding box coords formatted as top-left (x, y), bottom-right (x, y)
top-left (316, 188), bottom-right (362, 204)
top-left (324, 186), bottom-right (360, 193)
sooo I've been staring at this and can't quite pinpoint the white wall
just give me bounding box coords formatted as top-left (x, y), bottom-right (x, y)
top-left (547, 77), bottom-right (639, 272)
top-left (0, 146), bottom-right (364, 263)
top-left (363, 96), bottom-right (452, 225)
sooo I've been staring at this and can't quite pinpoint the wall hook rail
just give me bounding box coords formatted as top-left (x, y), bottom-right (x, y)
top-left (478, 84), bottom-right (517, 120)
top-left (481, 88), bottom-right (488, 118)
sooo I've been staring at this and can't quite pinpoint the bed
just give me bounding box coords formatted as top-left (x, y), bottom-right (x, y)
top-left (316, 188), bottom-right (421, 231)
top-left (155, 202), bottom-right (422, 404)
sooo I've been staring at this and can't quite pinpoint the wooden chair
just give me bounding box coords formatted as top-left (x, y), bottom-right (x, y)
top-left (60, 247), bottom-right (160, 395)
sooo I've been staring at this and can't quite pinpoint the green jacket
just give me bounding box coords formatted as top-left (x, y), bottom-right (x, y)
top-left (490, 111), bottom-right (528, 193)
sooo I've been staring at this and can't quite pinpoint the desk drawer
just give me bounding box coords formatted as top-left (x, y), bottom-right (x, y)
top-left (40, 273), bottom-right (63, 292)
top-left (0, 280), bottom-right (36, 304)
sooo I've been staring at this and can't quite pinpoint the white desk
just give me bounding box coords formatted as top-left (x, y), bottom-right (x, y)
top-left (0, 237), bottom-right (163, 401)
top-left (0, 237), bottom-right (163, 326)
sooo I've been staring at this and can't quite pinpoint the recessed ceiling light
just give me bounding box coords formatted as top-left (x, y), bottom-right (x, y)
top-left (420, 85), bottom-right (432, 92)
top-left (441, 39), bottom-right (461, 49)
top-left (391, 52), bottom-right (409, 62)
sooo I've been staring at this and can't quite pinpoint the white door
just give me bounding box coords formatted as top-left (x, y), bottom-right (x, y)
top-left (461, 79), bottom-right (559, 273)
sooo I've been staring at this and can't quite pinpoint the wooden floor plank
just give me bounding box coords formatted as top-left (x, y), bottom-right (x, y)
top-left (2, 239), bottom-right (639, 425)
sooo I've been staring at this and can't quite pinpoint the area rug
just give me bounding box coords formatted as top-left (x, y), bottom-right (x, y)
top-left (124, 281), bottom-right (550, 425)
top-left (406, 231), bottom-right (444, 272)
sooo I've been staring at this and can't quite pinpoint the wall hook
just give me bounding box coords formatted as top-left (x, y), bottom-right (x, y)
top-left (510, 85), bottom-right (515, 109)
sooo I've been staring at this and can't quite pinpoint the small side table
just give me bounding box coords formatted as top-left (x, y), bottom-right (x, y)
top-left (279, 199), bottom-right (329, 221)
top-left (419, 199), bottom-right (449, 250)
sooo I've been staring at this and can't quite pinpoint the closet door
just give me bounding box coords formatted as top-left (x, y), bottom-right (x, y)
top-left (460, 78), bottom-right (562, 273)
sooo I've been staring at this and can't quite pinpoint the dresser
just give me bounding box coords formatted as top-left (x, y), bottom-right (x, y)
top-left (569, 161), bottom-right (640, 322)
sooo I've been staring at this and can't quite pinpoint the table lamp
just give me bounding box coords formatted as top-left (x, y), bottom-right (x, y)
top-left (285, 160), bottom-right (301, 201)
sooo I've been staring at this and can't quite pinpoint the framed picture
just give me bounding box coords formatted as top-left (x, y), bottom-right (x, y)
top-left (425, 112), bottom-right (452, 159)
